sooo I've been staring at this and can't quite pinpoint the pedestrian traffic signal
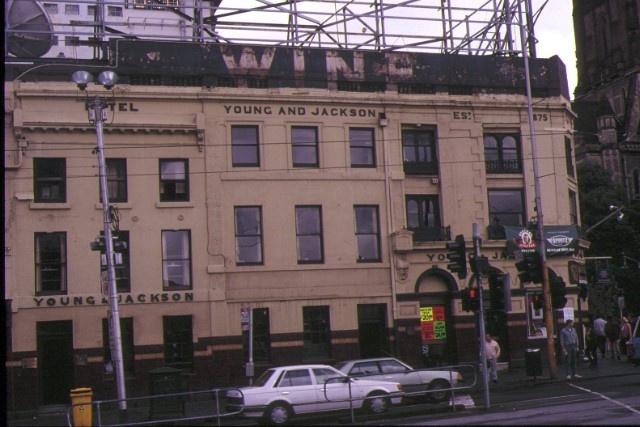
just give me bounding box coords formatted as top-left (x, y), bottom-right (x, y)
top-left (515, 252), bottom-right (542, 284)
top-left (446, 234), bottom-right (467, 279)
top-left (489, 273), bottom-right (510, 311)
top-left (468, 287), bottom-right (480, 311)
top-left (551, 277), bottom-right (568, 309)
top-left (532, 293), bottom-right (544, 310)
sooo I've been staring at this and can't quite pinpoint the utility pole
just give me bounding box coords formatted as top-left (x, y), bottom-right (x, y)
top-left (518, 3), bottom-right (557, 378)
top-left (73, 70), bottom-right (128, 412)
top-left (473, 224), bottom-right (490, 409)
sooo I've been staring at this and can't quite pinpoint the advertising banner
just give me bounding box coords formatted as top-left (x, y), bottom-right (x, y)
top-left (505, 225), bottom-right (579, 257)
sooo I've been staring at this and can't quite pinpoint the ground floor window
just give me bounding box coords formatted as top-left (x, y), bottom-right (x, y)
top-left (163, 315), bottom-right (194, 370)
top-left (303, 306), bottom-right (331, 360)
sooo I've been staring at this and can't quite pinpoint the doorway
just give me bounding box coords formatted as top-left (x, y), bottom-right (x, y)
top-left (37, 320), bottom-right (73, 406)
top-left (357, 304), bottom-right (389, 358)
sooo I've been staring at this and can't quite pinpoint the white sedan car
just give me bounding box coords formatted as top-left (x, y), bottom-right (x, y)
top-left (225, 364), bottom-right (403, 425)
top-left (335, 357), bottom-right (462, 403)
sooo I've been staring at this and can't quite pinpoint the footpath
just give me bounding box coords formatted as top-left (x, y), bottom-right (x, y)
top-left (7, 354), bottom-right (639, 426)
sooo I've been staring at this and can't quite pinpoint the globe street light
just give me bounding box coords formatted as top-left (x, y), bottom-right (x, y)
top-left (72, 70), bottom-right (127, 413)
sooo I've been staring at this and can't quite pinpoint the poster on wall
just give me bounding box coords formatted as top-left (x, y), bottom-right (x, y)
top-left (420, 306), bottom-right (447, 342)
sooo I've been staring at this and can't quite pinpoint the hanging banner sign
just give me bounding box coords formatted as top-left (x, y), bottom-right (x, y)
top-left (420, 306), bottom-right (447, 342)
top-left (504, 225), bottom-right (579, 257)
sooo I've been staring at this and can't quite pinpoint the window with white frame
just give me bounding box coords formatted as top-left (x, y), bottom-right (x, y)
top-left (296, 206), bottom-right (324, 264)
top-left (234, 206), bottom-right (263, 265)
top-left (161, 230), bottom-right (192, 290)
top-left (350, 127), bottom-right (375, 167)
top-left (354, 205), bottom-right (381, 262)
top-left (35, 232), bottom-right (67, 294)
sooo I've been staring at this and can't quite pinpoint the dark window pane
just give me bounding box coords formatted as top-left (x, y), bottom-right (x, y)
top-left (159, 159), bottom-right (189, 201)
top-left (292, 127), bottom-right (318, 167)
top-left (34, 158), bottom-right (66, 203)
top-left (350, 128), bottom-right (375, 167)
top-left (232, 125), bottom-right (260, 167)
top-left (235, 207), bottom-right (263, 265)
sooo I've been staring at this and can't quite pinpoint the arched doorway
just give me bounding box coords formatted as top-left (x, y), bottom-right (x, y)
top-left (414, 268), bottom-right (459, 367)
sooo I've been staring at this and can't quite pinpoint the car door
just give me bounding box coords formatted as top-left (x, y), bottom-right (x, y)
top-left (313, 367), bottom-right (356, 411)
top-left (275, 368), bottom-right (320, 414)
top-left (378, 359), bottom-right (423, 394)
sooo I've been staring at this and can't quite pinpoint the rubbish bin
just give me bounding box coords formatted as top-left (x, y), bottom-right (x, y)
top-left (525, 348), bottom-right (542, 378)
top-left (70, 387), bottom-right (93, 427)
top-left (148, 367), bottom-right (185, 420)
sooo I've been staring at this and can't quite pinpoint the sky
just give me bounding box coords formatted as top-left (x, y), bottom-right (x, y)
top-left (533, 0), bottom-right (577, 98)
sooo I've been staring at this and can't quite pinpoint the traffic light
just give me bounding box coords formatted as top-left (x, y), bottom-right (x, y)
top-left (515, 252), bottom-right (542, 284)
top-left (461, 288), bottom-right (472, 312)
top-left (489, 273), bottom-right (510, 311)
top-left (446, 234), bottom-right (467, 279)
top-left (468, 287), bottom-right (480, 311)
top-left (532, 292), bottom-right (544, 310)
top-left (551, 277), bottom-right (568, 309)
top-left (90, 236), bottom-right (106, 252)
top-left (578, 283), bottom-right (588, 301)
top-left (112, 235), bottom-right (127, 252)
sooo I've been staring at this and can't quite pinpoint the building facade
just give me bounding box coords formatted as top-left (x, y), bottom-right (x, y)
top-left (5, 39), bottom-right (586, 412)
top-left (572, 0), bottom-right (640, 199)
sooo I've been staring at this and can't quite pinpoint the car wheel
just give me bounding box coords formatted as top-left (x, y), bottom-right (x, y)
top-left (365, 392), bottom-right (390, 414)
top-left (264, 402), bottom-right (292, 425)
top-left (428, 379), bottom-right (451, 403)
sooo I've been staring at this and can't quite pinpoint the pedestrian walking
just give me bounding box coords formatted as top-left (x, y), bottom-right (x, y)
top-left (593, 314), bottom-right (607, 358)
top-left (484, 333), bottom-right (501, 384)
top-left (560, 319), bottom-right (581, 380)
top-left (605, 316), bottom-right (620, 359)
top-left (620, 316), bottom-right (632, 358)
top-left (585, 323), bottom-right (598, 367)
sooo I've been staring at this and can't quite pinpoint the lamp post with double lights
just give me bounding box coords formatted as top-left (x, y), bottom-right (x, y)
top-left (72, 70), bottom-right (127, 412)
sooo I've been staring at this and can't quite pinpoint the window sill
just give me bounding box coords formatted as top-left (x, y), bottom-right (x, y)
top-left (30, 202), bottom-right (71, 210)
top-left (156, 202), bottom-right (194, 208)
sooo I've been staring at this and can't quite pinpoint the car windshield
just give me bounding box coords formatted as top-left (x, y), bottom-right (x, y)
top-left (253, 369), bottom-right (276, 387)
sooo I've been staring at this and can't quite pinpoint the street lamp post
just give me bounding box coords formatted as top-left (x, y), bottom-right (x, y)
top-left (72, 70), bottom-right (127, 412)
top-left (517, 3), bottom-right (558, 378)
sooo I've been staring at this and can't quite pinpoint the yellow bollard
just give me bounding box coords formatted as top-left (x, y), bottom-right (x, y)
top-left (70, 387), bottom-right (93, 427)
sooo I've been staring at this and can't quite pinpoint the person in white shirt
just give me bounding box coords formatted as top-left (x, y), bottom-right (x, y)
top-left (484, 333), bottom-right (501, 384)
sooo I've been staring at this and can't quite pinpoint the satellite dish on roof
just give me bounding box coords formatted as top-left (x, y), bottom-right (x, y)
top-left (7, 0), bottom-right (54, 58)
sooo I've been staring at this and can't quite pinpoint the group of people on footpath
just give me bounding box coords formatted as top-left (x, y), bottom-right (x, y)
top-left (482, 314), bottom-right (633, 384)
top-left (561, 314), bottom-right (634, 379)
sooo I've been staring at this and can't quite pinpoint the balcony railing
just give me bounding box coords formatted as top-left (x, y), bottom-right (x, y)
top-left (403, 161), bottom-right (439, 176)
top-left (409, 226), bottom-right (451, 242)
top-left (485, 159), bottom-right (521, 174)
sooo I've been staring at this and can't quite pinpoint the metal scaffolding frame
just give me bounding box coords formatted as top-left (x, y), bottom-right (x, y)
top-left (6, 0), bottom-right (548, 61)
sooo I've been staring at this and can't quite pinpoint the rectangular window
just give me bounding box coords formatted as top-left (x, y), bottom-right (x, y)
top-left (163, 315), bottom-right (194, 371)
top-left (569, 190), bottom-right (578, 225)
top-left (159, 159), bottom-right (189, 202)
top-left (484, 133), bottom-right (522, 174)
top-left (162, 230), bottom-right (192, 290)
top-left (34, 158), bottom-right (66, 203)
top-left (65, 4), bottom-right (80, 14)
top-left (107, 6), bottom-right (123, 16)
top-left (354, 205), bottom-right (381, 262)
top-left (488, 189), bottom-right (525, 227)
top-left (243, 308), bottom-right (271, 363)
top-left (565, 136), bottom-right (575, 178)
top-left (405, 195), bottom-right (443, 242)
top-left (105, 158), bottom-right (127, 203)
top-left (234, 206), bottom-right (263, 265)
top-left (231, 125), bottom-right (260, 167)
top-left (87, 5), bottom-right (96, 16)
top-left (35, 232), bottom-right (67, 294)
top-left (43, 3), bottom-right (58, 14)
top-left (296, 206), bottom-right (324, 264)
top-left (350, 128), bottom-right (375, 167)
top-left (402, 129), bottom-right (438, 175)
top-left (303, 306), bottom-right (331, 360)
top-left (102, 317), bottom-right (134, 375)
top-left (292, 126), bottom-right (319, 167)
